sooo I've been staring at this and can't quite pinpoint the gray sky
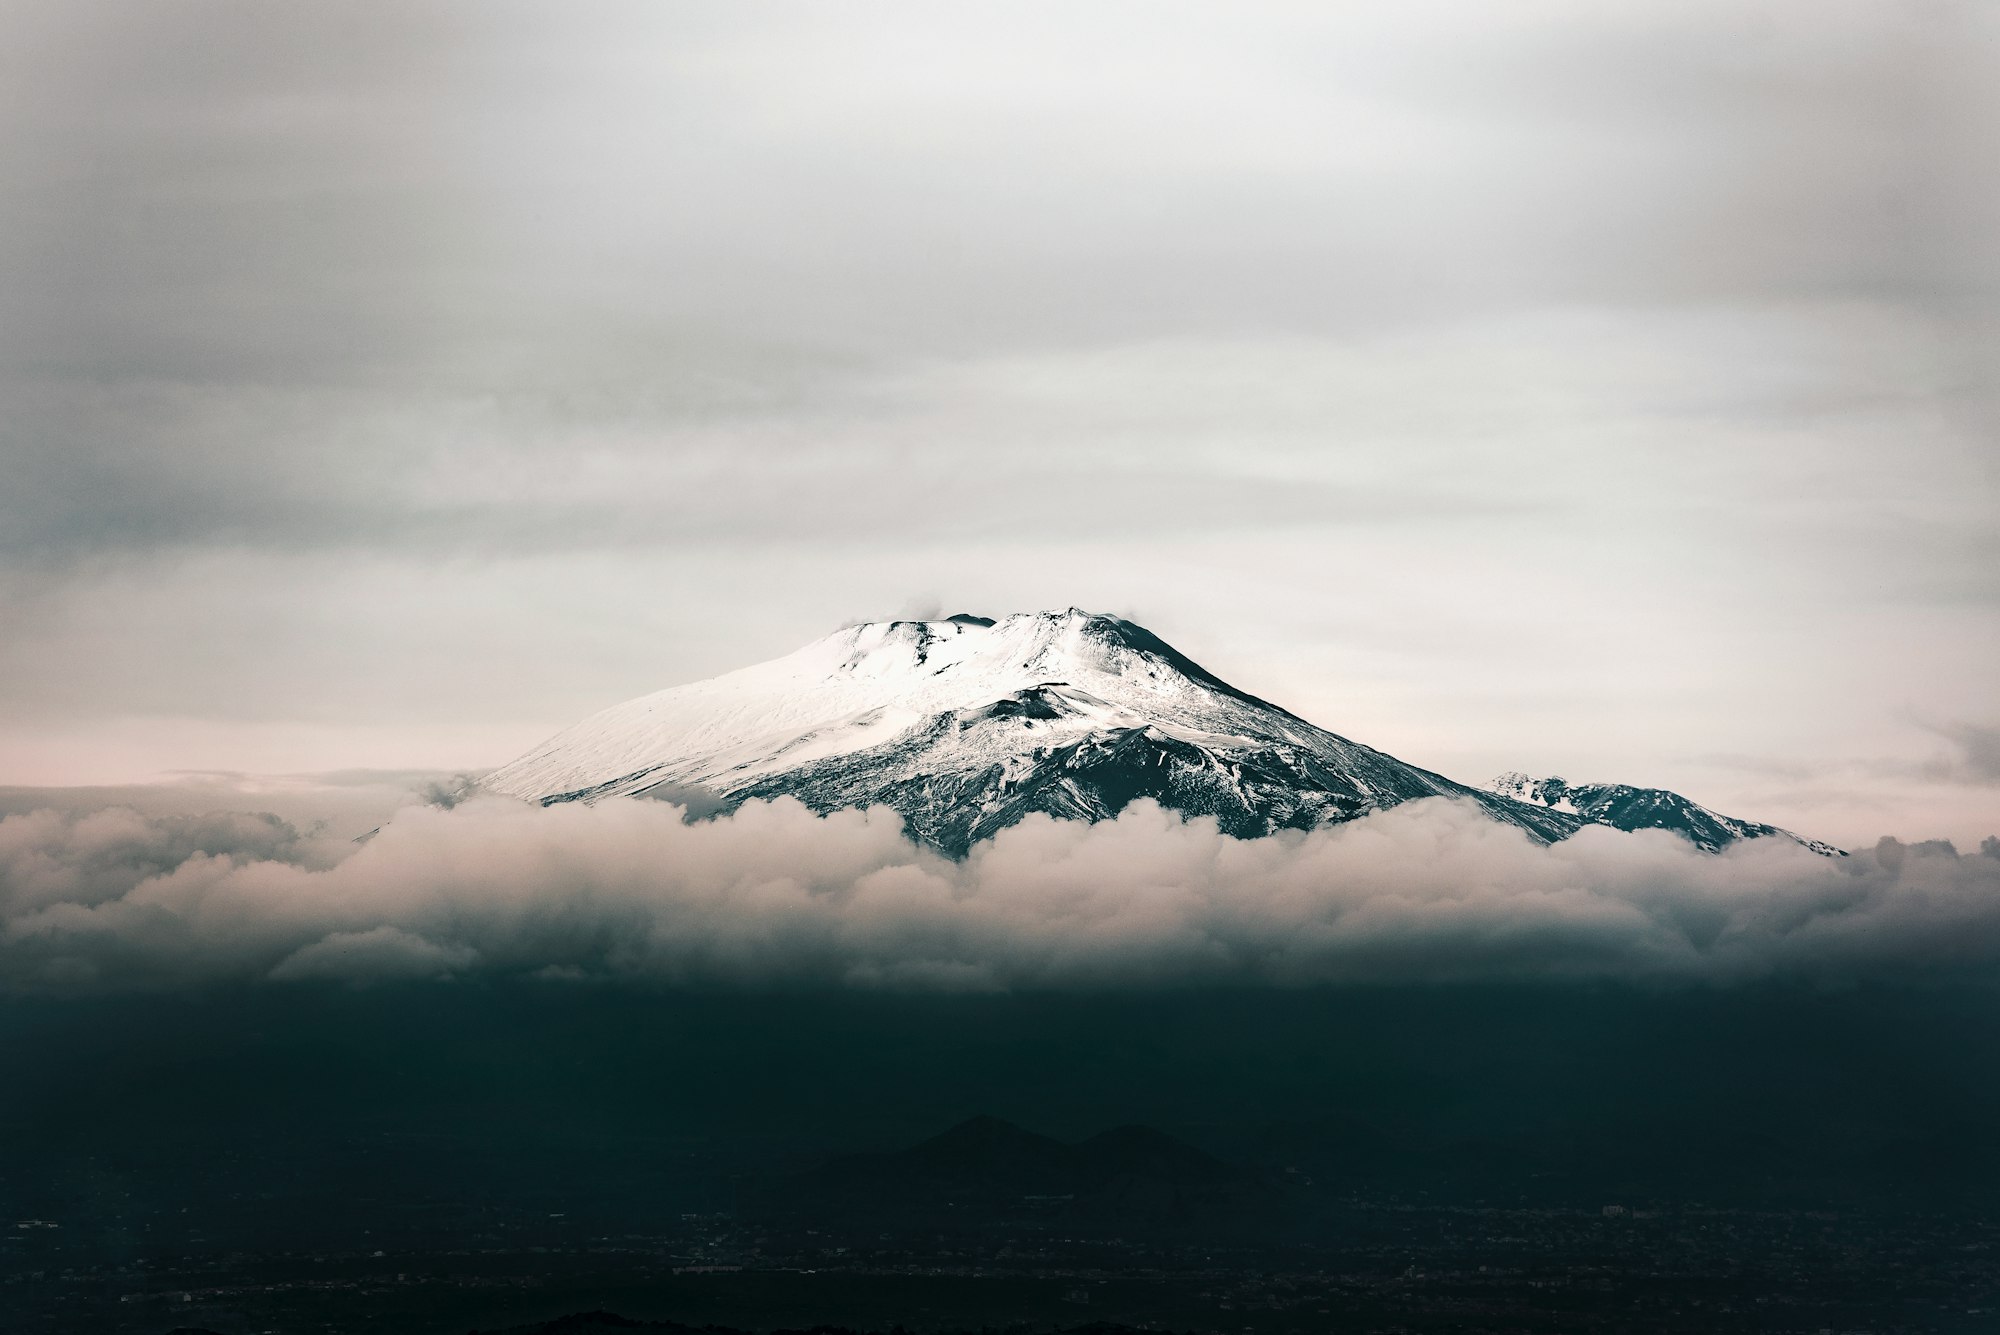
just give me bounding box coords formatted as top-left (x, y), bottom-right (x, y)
top-left (1, 0), bottom-right (1995, 846)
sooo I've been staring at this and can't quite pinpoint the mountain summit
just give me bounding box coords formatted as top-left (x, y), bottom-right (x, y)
top-left (484, 609), bottom-right (1833, 857)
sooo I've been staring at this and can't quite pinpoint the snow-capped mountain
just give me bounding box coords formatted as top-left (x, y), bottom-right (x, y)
top-left (484, 608), bottom-right (1833, 857)
top-left (1488, 772), bottom-right (1844, 856)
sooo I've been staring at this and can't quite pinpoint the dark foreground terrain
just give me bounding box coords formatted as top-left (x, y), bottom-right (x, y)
top-left (7, 982), bottom-right (2000, 1332)
top-left (27, 1193), bottom-right (2000, 1334)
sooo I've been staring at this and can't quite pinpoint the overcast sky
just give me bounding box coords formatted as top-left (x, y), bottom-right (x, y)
top-left (1, 1), bottom-right (1995, 847)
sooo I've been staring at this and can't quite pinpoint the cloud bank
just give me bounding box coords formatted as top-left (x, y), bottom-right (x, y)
top-left (3, 796), bottom-right (1998, 993)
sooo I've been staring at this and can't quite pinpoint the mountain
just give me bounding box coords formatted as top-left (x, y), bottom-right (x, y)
top-left (484, 608), bottom-right (1832, 856)
top-left (1489, 772), bottom-right (1844, 856)
top-left (483, 608), bottom-right (1581, 852)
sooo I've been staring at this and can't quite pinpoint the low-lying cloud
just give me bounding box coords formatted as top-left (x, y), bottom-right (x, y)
top-left (1, 795), bottom-right (1997, 992)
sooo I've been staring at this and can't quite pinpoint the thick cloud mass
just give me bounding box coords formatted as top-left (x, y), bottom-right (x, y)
top-left (2, 797), bottom-right (1997, 992)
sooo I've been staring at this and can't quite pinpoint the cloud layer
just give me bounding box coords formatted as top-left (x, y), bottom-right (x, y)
top-left (3, 795), bottom-right (1997, 992)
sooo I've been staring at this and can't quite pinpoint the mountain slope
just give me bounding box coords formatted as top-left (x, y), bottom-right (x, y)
top-left (1488, 772), bottom-right (1843, 855)
top-left (484, 608), bottom-right (1831, 857)
top-left (483, 609), bottom-right (1581, 853)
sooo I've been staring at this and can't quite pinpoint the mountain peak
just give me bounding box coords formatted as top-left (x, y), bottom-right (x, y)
top-left (1489, 773), bottom-right (1843, 856)
top-left (1490, 771), bottom-right (1577, 812)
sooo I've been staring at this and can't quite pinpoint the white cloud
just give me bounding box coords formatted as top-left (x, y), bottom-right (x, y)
top-left (268, 925), bottom-right (477, 983)
top-left (1, 795), bottom-right (1995, 992)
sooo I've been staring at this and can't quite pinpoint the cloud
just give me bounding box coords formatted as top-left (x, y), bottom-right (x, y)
top-left (5, 1), bottom-right (1993, 567)
top-left (0, 769), bottom-right (479, 841)
top-left (268, 926), bottom-right (477, 984)
top-left (1, 795), bottom-right (1997, 993)
top-left (1927, 722), bottom-right (2000, 785)
top-left (0, 804), bottom-right (340, 911)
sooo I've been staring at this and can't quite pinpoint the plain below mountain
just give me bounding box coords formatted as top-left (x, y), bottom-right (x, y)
top-left (778, 1114), bottom-right (1284, 1230)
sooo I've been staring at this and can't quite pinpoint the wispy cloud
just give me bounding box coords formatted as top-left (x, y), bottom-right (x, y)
top-left (1922, 722), bottom-right (2000, 786)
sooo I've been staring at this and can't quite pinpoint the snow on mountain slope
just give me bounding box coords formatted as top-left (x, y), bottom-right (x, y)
top-left (1488, 773), bottom-right (1845, 856)
top-left (483, 609), bottom-right (1583, 855)
top-left (485, 608), bottom-right (1839, 858)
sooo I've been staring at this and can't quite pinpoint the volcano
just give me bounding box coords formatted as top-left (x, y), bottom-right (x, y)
top-left (484, 609), bottom-right (1834, 857)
